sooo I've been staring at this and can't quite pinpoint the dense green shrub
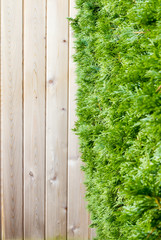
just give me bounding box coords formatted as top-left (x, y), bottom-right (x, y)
top-left (70, 0), bottom-right (161, 239)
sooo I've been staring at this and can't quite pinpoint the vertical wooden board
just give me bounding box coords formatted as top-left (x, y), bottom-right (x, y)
top-left (46, 0), bottom-right (68, 239)
top-left (90, 228), bottom-right (96, 239)
top-left (1, 0), bottom-right (23, 238)
top-left (88, 215), bottom-right (96, 240)
top-left (68, 0), bottom-right (89, 239)
top-left (88, 216), bottom-right (96, 240)
top-left (24, 0), bottom-right (46, 238)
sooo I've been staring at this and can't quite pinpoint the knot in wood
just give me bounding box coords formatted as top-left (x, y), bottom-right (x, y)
top-left (29, 171), bottom-right (34, 177)
top-left (48, 79), bottom-right (54, 84)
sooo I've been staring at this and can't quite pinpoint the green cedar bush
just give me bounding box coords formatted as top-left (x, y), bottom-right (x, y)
top-left (70, 0), bottom-right (161, 239)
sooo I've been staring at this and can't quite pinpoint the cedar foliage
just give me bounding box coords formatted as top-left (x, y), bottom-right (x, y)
top-left (70, 0), bottom-right (161, 239)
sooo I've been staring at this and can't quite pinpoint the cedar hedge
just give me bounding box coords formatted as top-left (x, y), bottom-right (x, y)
top-left (70, 0), bottom-right (161, 239)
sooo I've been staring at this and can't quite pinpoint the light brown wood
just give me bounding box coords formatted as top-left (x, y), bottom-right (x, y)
top-left (24, 0), bottom-right (46, 238)
top-left (1, 0), bottom-right (23, 238)
top-left (90, 228), bottom-right (96, 240)
top-left (88, 215), bottom-right (96, 240)
top-left (46, 0), bottom-right (68, 238)
top-left (0, 1), bottom-right (94, 239)
top-left (67, 0), bottom-right (89, 239)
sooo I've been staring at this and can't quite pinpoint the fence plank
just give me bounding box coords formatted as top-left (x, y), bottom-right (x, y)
top-left (46, 0), bottom-right (68, 239)
top-left (24, 0), bottom-right (46, 238)
top-left (0, 0), bottom-right (94, 239)
top-left (90, 228), bottom-right (96, 239)
top-left (68, 1), bottom-right (89, 239)
top-left (1, 0), bottom-right (23, 238)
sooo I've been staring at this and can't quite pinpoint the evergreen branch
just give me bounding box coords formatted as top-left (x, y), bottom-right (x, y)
top-left (133, 31), bottom-right (146, 34)
top-left (98, 103), bottom-right (102, 111)
top-left (71, 0), bottom-right (161, 238)
top-left (157, 234), bottom-right (161, 240)
top-left (147, 224), bottom-right (161, 238)
top-left (156, 85), bottom-right (161, 93)
top-left (147, 227), bottom-right (157, 238)
top-left (155, 198), bottom-right (161, 210)
top-left (145, 196), bottom-right (161, 210)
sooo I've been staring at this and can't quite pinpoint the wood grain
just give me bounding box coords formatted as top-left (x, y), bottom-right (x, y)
top-left (1, 0), bottom-right (23, 238)
top-left (46, 0), bottom-right (68, 238)
top-left (0, 1), bottom-right (94, 239)
top-left (24, 0), bottom-right (46, 238)
top-left (67, 0), bottom-right (89, 239)
top-left (90, 228), bottom-right (96, 240)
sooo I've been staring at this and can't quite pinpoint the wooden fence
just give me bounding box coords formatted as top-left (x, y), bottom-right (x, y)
top-left (0, 0), bottom-right (96, 239)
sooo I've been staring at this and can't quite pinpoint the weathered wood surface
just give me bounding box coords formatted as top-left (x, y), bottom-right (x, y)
top-left (24, 0), bottom-right (46, 238)
top-left (1, 0), bottom-right (23, 238)
top-left (46, 0), bottom-right (68, 238)
top-left (0, 0), bottom-right (95, 239)
top-left (67, 0), bottom-right (91, 239)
